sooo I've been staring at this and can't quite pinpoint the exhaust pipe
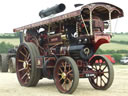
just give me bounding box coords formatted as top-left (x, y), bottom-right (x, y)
top-left (39, 3), bottom-right (66, 18)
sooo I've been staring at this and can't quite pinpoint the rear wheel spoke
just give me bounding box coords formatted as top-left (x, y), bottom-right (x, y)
top-left (19, 51), bottom-right (27, 58)
top-left (19, 68), bottom-right (26, 72)
top-left (18, 59), bottom-right (25, 63)
top-left (26, 54), bottom-right (30, 61)
top-left (24, 47), bottom-right (28, 55)
top-left (21, 72), bottom-right (27, 80)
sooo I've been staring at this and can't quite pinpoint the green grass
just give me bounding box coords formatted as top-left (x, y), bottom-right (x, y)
top-left (111, 34), bottom-right (128, 41)
top-left (100, 42), bottom-right (128, 50)
top-left (99, 34), bottom-right (128, 51)
top-left (0, 38), bottom-right (20, 46)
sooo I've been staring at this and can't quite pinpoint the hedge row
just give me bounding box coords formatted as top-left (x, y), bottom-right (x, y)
top-left (96, 48), bottom-right (127, 63)
top-left (96, 48), bottom-right (128, 54)
top-left (111, 54), bottom-right (122, 63)
top-left (111, 40), bottom-right (128, 45)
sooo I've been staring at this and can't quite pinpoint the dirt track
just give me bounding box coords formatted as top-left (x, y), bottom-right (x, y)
top-left (0, 65), bottom-right (128, 96)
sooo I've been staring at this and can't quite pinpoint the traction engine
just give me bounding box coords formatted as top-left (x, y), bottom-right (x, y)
top-left (13, 2), bottom-right (123, 94)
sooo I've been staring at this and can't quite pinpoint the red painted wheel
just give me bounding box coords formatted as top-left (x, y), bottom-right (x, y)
top-left (89, 55), bottom-right (114, 90)
top-left (16, 42), bottom-right (41, 87)
top-left (54, 56), bottom-right (79, 94)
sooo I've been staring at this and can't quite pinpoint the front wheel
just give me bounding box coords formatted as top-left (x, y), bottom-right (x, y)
top-left (88, 55), bottom-right (114, 90)
top-left (54, 56), bottom-right (79, 94)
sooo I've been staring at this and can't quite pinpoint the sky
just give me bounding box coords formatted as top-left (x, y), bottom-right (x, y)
top-left (0, 0), bottom-right (127, 33)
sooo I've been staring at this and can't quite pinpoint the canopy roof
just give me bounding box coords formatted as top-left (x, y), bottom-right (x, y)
top-left (13, 2), bottom-right (123, 32)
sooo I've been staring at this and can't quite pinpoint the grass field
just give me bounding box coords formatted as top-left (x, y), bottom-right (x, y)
top-left (100, 42), bottom-right (128, 50)
top-left (99, 34), bottom-right (128, 50)
top-left (111, 34), bottom-right (128, 41)
top-left (0, 38), bottom-right (20, 46)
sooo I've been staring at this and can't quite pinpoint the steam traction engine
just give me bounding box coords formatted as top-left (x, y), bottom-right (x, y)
top-left (13, 2), bottom-right (123, 94)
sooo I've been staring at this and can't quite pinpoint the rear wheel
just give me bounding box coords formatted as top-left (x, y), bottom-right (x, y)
top-left (89, 55), bottom-right (114, 90)
top-left (1, 54), bottom-right (8, 72)
top-left (8, 57), bottom-right (16, 73)
top-left (54, 56), bottom-right (79, 94)
top-left (0, 55), bottom-right (2, 71)
top-left (16, 42), bottom-right (41, 87)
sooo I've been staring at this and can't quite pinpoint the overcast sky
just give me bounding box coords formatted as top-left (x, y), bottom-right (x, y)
top-left (0, 0), bottom-right (127, 33)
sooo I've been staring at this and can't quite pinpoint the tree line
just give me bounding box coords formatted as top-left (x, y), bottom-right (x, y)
top-left (0, 33), bottom-right (20, 38)
top-left (0, 42), bottom-right (14, 53)
top-left (0, 42), bottom-right (126, 63)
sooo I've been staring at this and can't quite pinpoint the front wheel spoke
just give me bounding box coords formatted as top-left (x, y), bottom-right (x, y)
top-left (96, 77), bottom-right (98, 85)
top-left (64, 82), bottom-right (67, 90)
top-left (103, 74), bottom-right (108, 79)
top-left (59, 77), bottom-right (63, 82)
top-left (101, 76), bottom-right (106, 85)
top-left (67, 77), bottom-right (72, 88)
top-left (100, 76), bottom-right (102, 86)
top-left (59, 67), bottom-right (63, 73)
top-left (58, 73), bottom-right (62, 76)
top-left (94, 64), bottom-right (98, 70)
top-left (64, 62), bottom-right (67, 72)
top-left (102, 65), bottom-right (107, 71)
top-left (103, 71), bottom-right (109, 73)
top-left (67, 69), bottom-right (72, 75)
top-left (93, 76), bottom-right (97, 79)
top-left (69, 74), bottom-right (74, 78)
top-left (62, 62), bottom-right (65, 68)
top-left (99, 63), bottom-right (102, 70)
top-left (92, 66), bottom-right (96, 70)
top-left (62, 79), bottom-right (66, 90)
